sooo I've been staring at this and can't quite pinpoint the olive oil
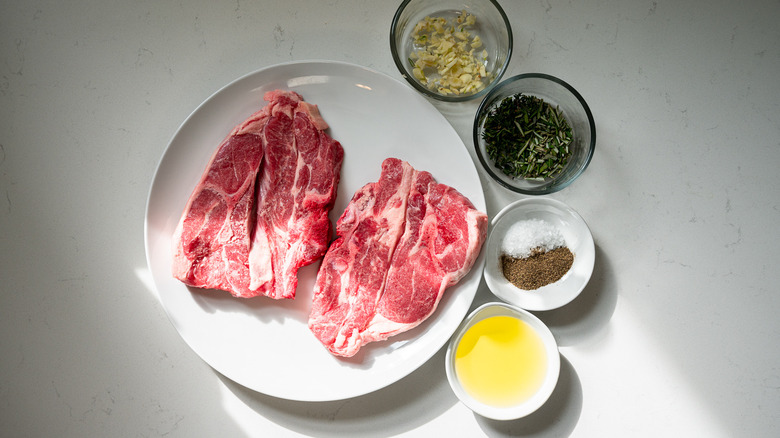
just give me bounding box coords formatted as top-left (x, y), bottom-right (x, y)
top-left (454, 315), bottom-right (547, 407)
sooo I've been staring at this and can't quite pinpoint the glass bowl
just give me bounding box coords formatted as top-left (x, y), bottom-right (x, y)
top-left (445, 302), bottom-right (560, 420)
top-left (483, 197), bottom-right (595, 311)
top-left (390, 0), bottom-right (513, 102)
top-left (474, 73), bottom-right (596, 194)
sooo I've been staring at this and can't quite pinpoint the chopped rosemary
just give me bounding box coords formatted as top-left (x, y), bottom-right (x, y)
top-left (482, 94), bottom-right (573, 179)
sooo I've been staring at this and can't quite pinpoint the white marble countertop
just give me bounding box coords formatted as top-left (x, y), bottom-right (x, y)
top-left (2, 1), bottom-right (779, 436)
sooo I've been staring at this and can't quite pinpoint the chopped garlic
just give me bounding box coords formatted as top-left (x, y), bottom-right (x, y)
top-left (409, 11), bottom-right (493, 96)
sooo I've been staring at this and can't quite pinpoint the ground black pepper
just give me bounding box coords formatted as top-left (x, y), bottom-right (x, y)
top-left (501, 246), bottom-right (574, 290)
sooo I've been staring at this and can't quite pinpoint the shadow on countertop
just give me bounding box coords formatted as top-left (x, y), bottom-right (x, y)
top-left (476, 354), bottom-right (582, 437)
top-left (537, 243), bottom-right (617, 347)
top-left (216, 344), bottom-right (458, 437)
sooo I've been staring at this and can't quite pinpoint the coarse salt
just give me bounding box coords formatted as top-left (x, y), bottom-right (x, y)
top-left (501, 219), bottom-right (565, 259)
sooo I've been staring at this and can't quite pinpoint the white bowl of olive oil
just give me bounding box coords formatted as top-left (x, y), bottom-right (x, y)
top-left (445, 302), bottom-right (560, 420)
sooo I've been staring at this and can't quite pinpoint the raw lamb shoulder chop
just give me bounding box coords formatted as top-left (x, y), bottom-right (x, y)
top-left (171, 90), bottom-right (343, 299)
top-left (248, 91), bottom-right (344, 299)
top-left (308, 158), bottom-right (488, 357)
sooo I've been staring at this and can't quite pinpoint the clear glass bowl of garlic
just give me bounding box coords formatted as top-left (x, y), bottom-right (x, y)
top-left (391, 0), bottom-right (513, 102)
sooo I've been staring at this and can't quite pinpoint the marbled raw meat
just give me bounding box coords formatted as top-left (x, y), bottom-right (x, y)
top-left (172, 90), bottom-right (343, 299)
top-left (248, 90), bottom-right (344, 299)
top-left (308, 158), bottom-right (487, 357)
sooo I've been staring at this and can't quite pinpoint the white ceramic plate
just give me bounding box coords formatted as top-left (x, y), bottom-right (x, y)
top-left (144, 60), bottom-right (486, 401)
top-left (483, 198), bottom-right (594, 311)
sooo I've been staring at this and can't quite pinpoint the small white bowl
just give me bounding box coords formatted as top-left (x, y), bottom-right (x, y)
top-left (484, 197), bottom-right (595, 311)
top-left (445, 302), bottom-right (560, 420)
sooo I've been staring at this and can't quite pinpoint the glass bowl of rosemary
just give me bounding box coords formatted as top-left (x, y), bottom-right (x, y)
top-left (473, 73), bottom-right (596, 194)
top-left (390, 0), bottom-right (513, 102)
